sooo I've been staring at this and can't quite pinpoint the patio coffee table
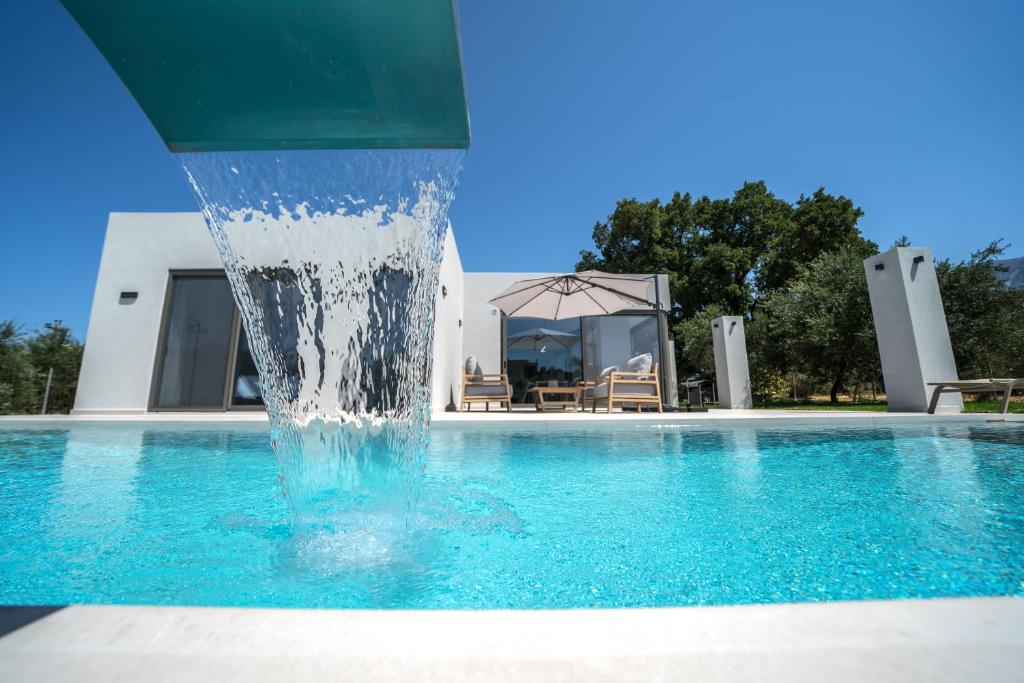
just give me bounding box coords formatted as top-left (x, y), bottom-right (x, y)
top-left (527, 386), bottom-right (581, 412)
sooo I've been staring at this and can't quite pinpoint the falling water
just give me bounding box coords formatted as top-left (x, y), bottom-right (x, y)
top-left (177, 149), bottom-right (464, 533)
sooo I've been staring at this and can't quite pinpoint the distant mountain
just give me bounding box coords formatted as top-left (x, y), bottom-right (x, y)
top-left (993, 257), bottom-right (1024, 289)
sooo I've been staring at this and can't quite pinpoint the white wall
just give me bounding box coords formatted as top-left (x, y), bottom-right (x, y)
top-left (76, 213), bottom-right (468, 413)
top-left (711, 315), bottom-right (753, 409)
top-left (74, 213), bottom-right (223, 413)
top-left (864, 247), bottom-right (962, 413)
top-left (430, 226), bottom-right (465, 410)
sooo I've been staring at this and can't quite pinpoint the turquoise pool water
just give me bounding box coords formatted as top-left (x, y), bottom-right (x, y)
top-left (1, 420), bottom-right (1022, 609)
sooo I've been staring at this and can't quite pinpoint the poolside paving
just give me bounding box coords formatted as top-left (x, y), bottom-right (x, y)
top-left (3, 409), bottom-right (1021, 424)
top-left (2, 412), bottom-right (1021, 679)
top-left (0, 597), bottom-right (1021, 681)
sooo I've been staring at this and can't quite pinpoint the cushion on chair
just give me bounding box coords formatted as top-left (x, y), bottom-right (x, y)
top-left (592, 381), bottom-right (657, 399)
top-left (624, 353), bottom-right (653, 374)
top-left (598, 365), bottom-right (619, 379)
top-left (618, 383), bottom-right (657, 396)
top-left (464, 355), bottom-right (482, 377)
top-left (465, 384), bottom-right (508, 397)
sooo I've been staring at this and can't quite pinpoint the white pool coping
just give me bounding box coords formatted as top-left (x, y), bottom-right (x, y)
top-left (2, 413), bottom-right (1020, 679)
top-left (1, 597), bottom-right (1020, 682)
top-left (3, 409), bottom-right (1021, 425)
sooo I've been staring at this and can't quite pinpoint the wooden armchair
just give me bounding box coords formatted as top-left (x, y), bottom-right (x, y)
top-left (591, 362), bottom-right (662, 413)
top-left (576, 379), bottom-right (597, 411)
top-left (460, 370), bottom-right (512, 412)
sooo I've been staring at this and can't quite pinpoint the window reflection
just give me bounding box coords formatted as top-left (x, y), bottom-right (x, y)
top-left (505, 317), bottom-right (582, 402)
top-left (155, 276), bottom-right (236, 408)
top-left (581, 315), bottom-right (660, 381)
top-left (231, 329), bottom-right (262, 406)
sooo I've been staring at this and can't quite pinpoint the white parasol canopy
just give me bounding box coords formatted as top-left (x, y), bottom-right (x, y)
top-left (488, 271), bottom-right (653, 320)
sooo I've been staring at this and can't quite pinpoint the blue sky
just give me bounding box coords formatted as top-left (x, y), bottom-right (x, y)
top-left (1, 0), bottom-right (1021, 337)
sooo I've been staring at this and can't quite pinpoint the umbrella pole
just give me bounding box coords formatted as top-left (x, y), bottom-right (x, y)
top-left (580, 319), bottom-right (586, 384)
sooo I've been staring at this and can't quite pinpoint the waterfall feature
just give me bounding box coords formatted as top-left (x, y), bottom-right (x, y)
top-left (178, 149), bottom-right (464, 529)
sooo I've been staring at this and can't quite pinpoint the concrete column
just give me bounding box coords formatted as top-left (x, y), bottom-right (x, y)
top-left (711, 316), bottom-right (753, 409)
top-left (863, 247), bottom-right (962, 413)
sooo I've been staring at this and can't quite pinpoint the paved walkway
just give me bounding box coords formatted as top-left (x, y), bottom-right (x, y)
top-left (2, 410), bottom-right (1020, 424)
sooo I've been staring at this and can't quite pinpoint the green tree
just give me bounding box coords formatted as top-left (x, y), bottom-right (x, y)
top-left (0, 321), bottom-right (36, 414)
top-left (25, 320), bottom-right (84, 414)
top-left (756, 187), bottom-right (867, 294)
top-left (578, 181), bottom-right (871, 375)
top-left (758, 245), bottom-right (880, 402)
top-left (935, 240), bottom-right (1024, 378)
top-left (673, 304), bottom-right (727, 374)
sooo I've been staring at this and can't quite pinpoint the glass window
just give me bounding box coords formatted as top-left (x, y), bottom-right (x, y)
top-left (154, 276), bottom-right (236, 408)
top-left (232, 267), bottom-right (307, 407)
top-left (581, 314), bottom-right (661, 381)
top-left (505, 317), bottom-right (582, 402)
top-left (230, 328), bottom-right (263, 407)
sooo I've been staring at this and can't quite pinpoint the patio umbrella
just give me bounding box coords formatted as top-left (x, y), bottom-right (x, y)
top-left (487, 271), bottom-right (653, 320)
top-left (507, 327), bottom-right (579, 350)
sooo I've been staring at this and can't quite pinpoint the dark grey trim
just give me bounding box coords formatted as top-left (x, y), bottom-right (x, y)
top-left (223, 308), bottom-right (243, 410)
top-left (146, 270), bottom-right (176, 412)
top-left (0, 606), bottom-right (65, 639)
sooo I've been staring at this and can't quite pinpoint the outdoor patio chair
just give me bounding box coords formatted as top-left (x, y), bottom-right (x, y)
top-left (591, 354), bottom-right (662, 413)
top-left (577, 379), bottom-right (597, 410)
top-left (927, 378), bottom-right (1021, 414)
top-left (459, 356), bottom-right (512, 412)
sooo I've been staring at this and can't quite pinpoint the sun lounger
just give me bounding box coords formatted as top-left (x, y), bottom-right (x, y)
top-left (927, 378), bottom-right (1021, 414)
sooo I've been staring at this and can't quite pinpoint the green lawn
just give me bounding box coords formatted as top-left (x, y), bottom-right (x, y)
top-left (750, 400), bottom-right (887, 412)
top-left (962, 399), bottom-right (1024, 414)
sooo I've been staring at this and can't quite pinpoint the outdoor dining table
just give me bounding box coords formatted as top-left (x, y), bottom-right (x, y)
top-left (527, 386), bottom-right (582, 412)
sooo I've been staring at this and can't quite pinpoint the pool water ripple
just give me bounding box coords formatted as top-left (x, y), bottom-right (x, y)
top-left (1, 421), bottom-right (1022, 609)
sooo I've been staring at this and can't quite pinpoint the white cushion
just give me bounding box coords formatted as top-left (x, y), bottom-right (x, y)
top-left (598, 365), bottom-right (619, 379)
top-left (624, 353), bottom-right (652, 374)
top-left (592, 382), bottom-right (657, 399)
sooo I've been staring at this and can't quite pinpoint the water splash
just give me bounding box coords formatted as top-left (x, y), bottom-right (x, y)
top-left (177, 149), bottom-right (464, 530)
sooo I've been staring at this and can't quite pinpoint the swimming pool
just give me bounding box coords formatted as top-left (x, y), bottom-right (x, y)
top-left (1, 420), bottom-right (1022, 609)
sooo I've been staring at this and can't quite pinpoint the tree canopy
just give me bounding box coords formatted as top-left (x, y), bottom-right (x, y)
top-left (578, 180), bottom-right (1020, 403)
top-left (578, 181), bottom-right (874, 323)
top-left (0, 320), bottom-right (83, 414)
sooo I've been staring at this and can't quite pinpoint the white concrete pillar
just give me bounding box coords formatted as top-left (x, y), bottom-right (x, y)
top-left (711, 316), bottom-right (753, 409)
top-left (863, 247), bottom-right (962, 413)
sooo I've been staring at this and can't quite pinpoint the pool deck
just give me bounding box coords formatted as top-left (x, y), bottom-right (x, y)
top-left (3, 410), bottom-right (1021, 680)
top-left (0, 597), bottom-right (1021, 681)
top-left (4, 408), bottom-right (1022, 425)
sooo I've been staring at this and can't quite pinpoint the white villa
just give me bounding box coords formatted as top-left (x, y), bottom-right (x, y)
top-left (73, 213), bottom-right (677, 414)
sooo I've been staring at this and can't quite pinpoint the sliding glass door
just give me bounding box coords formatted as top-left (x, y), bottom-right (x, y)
top-left (581, 314), bottom-right (661, 381)
top-left (504, 317), bottom-right (582, 403)
top-left (152, 274), bottom-right (237, 409)
top-left (229, 328), bottom-right (263, 407)
top-left (151, 272), bottom-right (268, 411)
top-left (501, 312), bottom-right (663, 403)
